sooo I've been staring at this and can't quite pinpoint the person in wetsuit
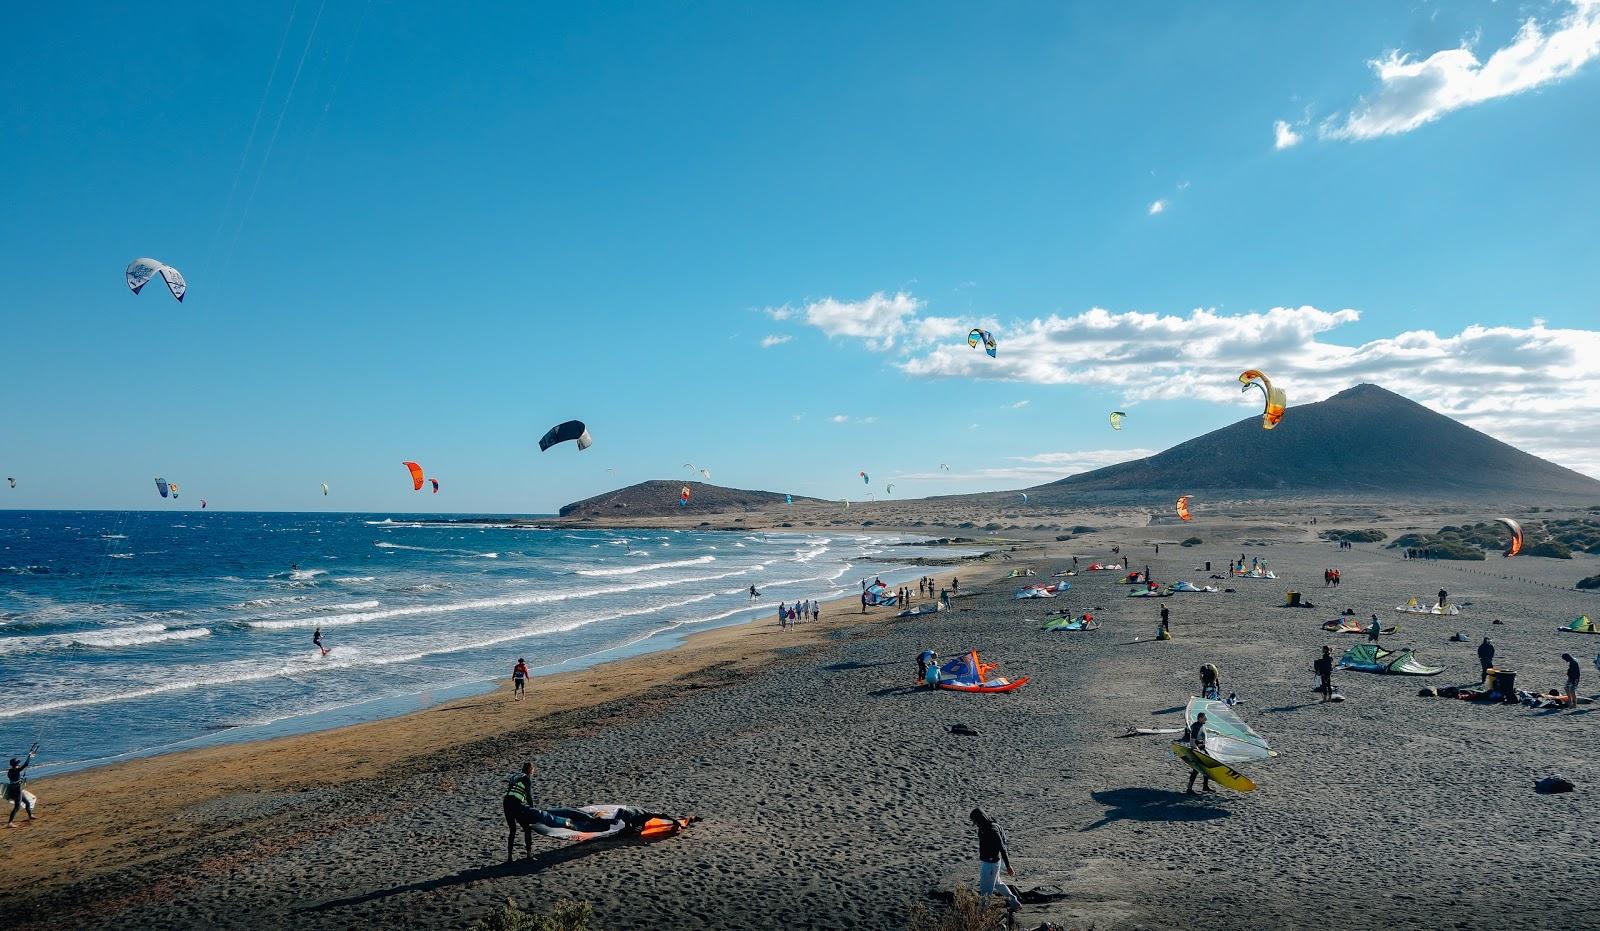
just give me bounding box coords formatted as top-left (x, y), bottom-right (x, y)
top-left (313, 627), bottom-right (328, 656)
top-left (1184, 713), bottom-right (1212, 794)
top-left (970, 808), bottom-right (1020, 910)
top-left (503, 761), bottom-right (538, 860)
top-left (1314, 646), bottom-right (1334, 702)
top-left (6, 746), bottom-right (37, 826)
top-left (1478, 638), bottom-right (1496, 683)
top-left (1563, 653), bottom-right (1581, 710)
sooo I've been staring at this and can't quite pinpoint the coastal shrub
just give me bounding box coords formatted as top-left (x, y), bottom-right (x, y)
top-left (958, 522), bottom-right (976, 529)
top-left (1578, 574), bottom-right (1600, 590)
top-left (1522, 540), bottom-right (1573, 559)
top-left (907, 887), bottom-right (1009, 931)
top-left (1418, 541), bottom-right (1486, 561)
top-left (1071, 525), bottom-right (1098, 534)
top-left (1055, 535), bottom-right (1072, 542)
top-left (476, 898), bottom-right (595, 931)
top-left (984, 523), bottom-right (1003, 531)
top-left (1321, 528), bottom-right (1387, 543)
top-left (1181, 536), bottom-right (1202, 547)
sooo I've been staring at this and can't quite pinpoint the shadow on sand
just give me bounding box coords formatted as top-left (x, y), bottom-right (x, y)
top-left (298, 834), bottom-right (676, 914)
top-left (1081, 787), bottom-right (1232, 831)
top-left (824, 660), bottom-right (901, 672)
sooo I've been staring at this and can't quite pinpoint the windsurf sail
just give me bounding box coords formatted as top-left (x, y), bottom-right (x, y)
top-left (1186, 698), bottom-right (1273, 764)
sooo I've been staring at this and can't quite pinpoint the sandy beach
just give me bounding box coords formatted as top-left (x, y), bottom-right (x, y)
top-left (4, 509), bottom-right (1599, 930)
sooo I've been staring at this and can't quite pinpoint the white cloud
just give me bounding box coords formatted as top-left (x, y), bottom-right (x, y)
top-left (1273, 119), bottom-right (1303, 149)
top-left (831, 415), bottom-right (851, 423)
top-left (1010, 400), bottom-right (1030, 409)
top-left (802, 291), bottom-right (924, 350)
top-left (760, 334), bottom-right (792, 348)
top-left (792, 290), bottom-right (1600, 477)
top-left (763, 305), bottom-right (795, 321)
top-left (897, 448), bottom-right (1158, 484)
top-left (1148, 199), bottom-right (1167, 215)
top-left (1321, 0), bottom-right (1600, 140)
top-left (860, 416), bottom-right (878, 424)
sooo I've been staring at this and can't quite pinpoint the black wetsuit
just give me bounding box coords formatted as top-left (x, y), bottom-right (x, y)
top-left (1185, 721), bottom-right (1211, 792)
top-left (1568, 657), bottom-right (1581, 689)
top-left (1478, 641), bottom-right (1495, 681)
top-left (1314, 654), bottom-right (1334, 698)
top-left (6, 757), bottom-right (30, 823)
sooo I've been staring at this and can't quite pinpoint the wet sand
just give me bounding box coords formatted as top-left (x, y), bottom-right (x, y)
top-left (4, 512), bottom-right (1599, 930)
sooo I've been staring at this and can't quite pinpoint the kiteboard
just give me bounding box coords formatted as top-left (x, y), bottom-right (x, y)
top-left (939, 677), bottom-right (1029, 694)
top-left (1170, 743), bottom-right (1256, 792)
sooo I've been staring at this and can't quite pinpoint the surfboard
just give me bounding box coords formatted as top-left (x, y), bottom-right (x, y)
top-left (1171, 743), bottom-right (1257, 792)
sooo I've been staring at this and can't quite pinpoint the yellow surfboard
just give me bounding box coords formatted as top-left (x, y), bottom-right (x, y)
top-left (1171, 743), bottom-right (1257, 792)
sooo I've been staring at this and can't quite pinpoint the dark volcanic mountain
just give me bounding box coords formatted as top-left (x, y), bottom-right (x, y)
top-left (1025, 384), bottom-right (1600, 502)
top-left (559, 481), bottom-right (822, 518)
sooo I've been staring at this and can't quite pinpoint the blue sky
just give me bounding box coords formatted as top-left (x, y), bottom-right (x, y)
top-left (3, 1), bottom-right (1598, 512)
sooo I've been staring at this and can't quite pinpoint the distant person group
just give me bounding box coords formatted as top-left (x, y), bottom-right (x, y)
top-left (778, 600), bottom-right (819, 628)
top-left (1322, 568), bottom-right (1342, 587)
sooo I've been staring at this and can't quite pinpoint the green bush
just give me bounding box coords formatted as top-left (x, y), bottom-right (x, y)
top-left (1522, 540), bottom-right (1573, 559)
top-left (1071, 525), bottom-right (1098, 534)
top-left (476, 898), bottom-right (596, 931)
top-left (1181, 536), bottom-right (1203, 547)
top-left (1577, 574), bottom-right (1600, 590)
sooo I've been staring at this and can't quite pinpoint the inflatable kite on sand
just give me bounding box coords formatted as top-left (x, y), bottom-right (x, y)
top-left (937, 650), bottom-right (1027, 693)
top-left (530, 805), bottom-right (696, 842)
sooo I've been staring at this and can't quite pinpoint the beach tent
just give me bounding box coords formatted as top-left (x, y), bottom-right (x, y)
top-left (938, 649), bottom-right (1028, 693)
top-left (1558, 615), bottom-right (1598, 634)
top-left (1337, 644), bottom-right (1444, 676)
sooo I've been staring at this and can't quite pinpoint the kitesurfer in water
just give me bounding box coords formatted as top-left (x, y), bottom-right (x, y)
top-left (1315, 647), bottom-right (1335, 703)
top-left (313, 627), bottom-right (329, 657)
top-left (970, 808), bottom-right (1020, 911)
top-left (6, 745), bottom-right (37, 826)
top-left (1184, 713), bottom-right (1212, 794)
top-left (513, 657), bottom-right (529, 700)
top-left (749, 585), bottom-right (760, 600)
top-left (504, 761), bottom-right (537, 860)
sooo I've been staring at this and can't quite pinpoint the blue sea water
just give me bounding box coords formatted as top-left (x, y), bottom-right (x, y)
top-left (0, 511), bottom-right (958, 772)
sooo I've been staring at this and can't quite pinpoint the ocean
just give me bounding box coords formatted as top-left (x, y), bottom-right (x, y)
top-left (0, 511), bottom-right (962, 772)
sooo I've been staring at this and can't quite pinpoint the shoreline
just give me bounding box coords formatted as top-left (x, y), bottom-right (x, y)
top-left (7, 551), bottom-right (998, 897)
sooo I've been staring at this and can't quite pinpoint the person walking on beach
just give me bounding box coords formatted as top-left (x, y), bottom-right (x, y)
top-left (811, 602), bottom-right (819, 622)
top-left (1437, 588), bottom-right (1448, 609)
top-left (970, 808), bottom-right (1020, 911)
top-left (1315, 646), bottom-right (1335, 702)
top-left (861, 590), bottom-right (868, 614)
top-left (1159, 605), bottom-right (1171, 641)
top-left (1563, 653), bottom-right (1581, 709)
top-left (1183, 714), bottom-right (1212, 794)
top-left (778, 602), bottom-right (788, 628)
top-left (512, 657), bottom-right (529, 700)
top-left (952, 577), bottom-right (959, 595)
top-left (6, 745), bottom-right (37, 827)
top-left (1478, 638), bottom-right (1496, 683)
top-left (503, 761), bottom-right (537, 861)
top-left (313, 626), bottom-right (329, 657)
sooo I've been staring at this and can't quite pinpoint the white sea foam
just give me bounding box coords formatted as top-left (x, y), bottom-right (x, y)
top-left (575, 555), bottom-right (715, 577)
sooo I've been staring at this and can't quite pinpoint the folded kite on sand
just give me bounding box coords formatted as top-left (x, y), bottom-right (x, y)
top-left (1395, 597), bottom-right (1460, 616)
top-left (1042, 615), bottom-right (1098, 631)
top-left (1168, 581), bottom-right (1219, 593)
top-left (1322, 618), bottom-right (1398, 634)
top-left (1337, 644), bottom-right (1444, 676)
top-left (1558, 615), bottom-right (1597, 635)
top-left (937, 650), bottom-right (1028, 693)
top-left (531, 806), bottom-right (696, 842)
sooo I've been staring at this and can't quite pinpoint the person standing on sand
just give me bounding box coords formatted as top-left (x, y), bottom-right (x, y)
top-left (512, 657), bottom-right (529, 700)
top-left (970, 808), bottom-right (1020, 911)
top-left (1563, 653), bottom-right (1581, 709)
top-left (1438, 588), bottom-right (1448, 608)
top-left (6, 745), bottom-right (37, 826)
top-left (1159, 605), bottom-right (1171, 640)
top-left (1315, 646), bottom-right (1334, 702)
top-left (1367, 615), bottom-right (1381, 643)
top-left (952, 577), bottom-right (959, 595)
top-left (503, 761), bottom-right (537, 861)
top-left (1183, 714), bottom-right (1212, 794)
top-left (861, 591), bottom-right (868, 614)
top-left (812, 602), bottom-right (819, 622)
top-left (1478, 638), bottom-right (1495, 683)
